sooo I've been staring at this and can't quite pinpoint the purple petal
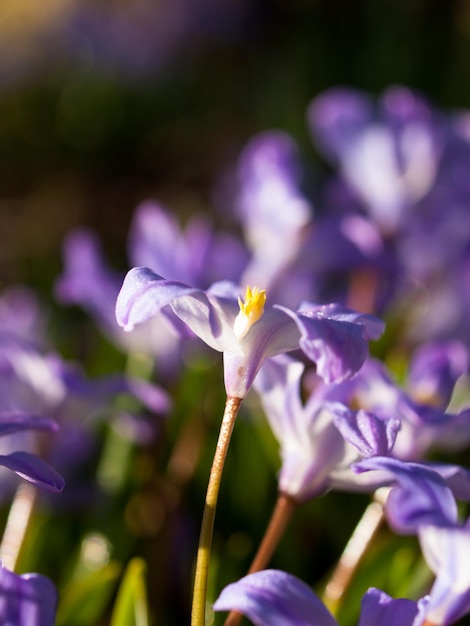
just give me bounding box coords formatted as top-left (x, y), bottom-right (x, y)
top-left (419, 524), bottom-right (470, 625)
top-left (358, 588), bottom-right (417, 626)
top-left (407, 340), bottom-right (468, 408)
top-left (308, 88), bottom-right (374, 162)
top-left (0, 565), bottom-right (57, 626)
top-left (115, 267), bottom-right (197, 332)
top-left (354, 457), bottom-right (458, 533)
top-left (116, 267), bottom-right (244, 354)
top-left (277, 304), bottom-right (384, 384)
top-left (0, 413), bottom-right (59, 437)
top-left (333, 406), bottom-right (400, 457)
top-left (0, 452), bottom-right (65, 493)
top-left (428, 463), bottom-right (470, 501)
top-left (213, 570), bottom-right (338, 626)
top-left (55, 228), bottom-right (122, 328)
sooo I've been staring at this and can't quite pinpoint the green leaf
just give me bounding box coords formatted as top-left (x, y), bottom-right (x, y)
top-left (57, 561), bottom-right (122, 626)
top-left (110, 557), bottom-right (149, 626)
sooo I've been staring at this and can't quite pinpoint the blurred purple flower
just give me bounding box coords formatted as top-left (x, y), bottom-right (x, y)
top-left (0, 564), bottom-right (57, 626)
top-left (55, 226), bottom-right (187, 372)
top-left (116, 267), bottom-right (384, 398)
top-left (0, 288), bottom-right (49, 350)
top-left (128, 200), bottom-right (248, 288)
top-left (213, 569), bottom-right (418, 626)
top-left (0, 330), bottom-right (169, 499)
top-left (233, 131), bottom-right (313, 302)
top-left (308, 86), bottom-right (444, 234)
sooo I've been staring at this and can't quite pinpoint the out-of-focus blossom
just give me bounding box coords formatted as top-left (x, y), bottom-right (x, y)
top-left (416, 519), bottom-right (470, 626)
top-left (55, 226), bottom-right (187, 372)
top-left (116, 268), bottom-right (384, 398)
top-left (56, 201), bottom-right (249, 374)
top-left (128, 200), bottom-right (248, 288)
top-left (253, 355), bottom-right (399, 501)
top-left (233, 131), bottom-right (313, 303)
top-left (0, 288), bottom-right (49, 349)
top-left (308, 86), bottom-right (444, 234)
top-left (0, 326), bottom-right (169, 500)
top-left (213, 569), bottom-right (418, 626)
top-left (0, 563), bottom-right (57, 626)
top-left (406, 340), bottom-right (468, 408)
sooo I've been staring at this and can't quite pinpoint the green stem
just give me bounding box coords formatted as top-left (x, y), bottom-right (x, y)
top-left (224, 492), bottom-right (298, 626)
top-left (191, 396), bottom-right (242, 626)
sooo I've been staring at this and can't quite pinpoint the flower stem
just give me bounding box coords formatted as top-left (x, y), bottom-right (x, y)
top-left (191, 396), bottom-right (242, 626)
top-left (224, 492), bottom-right (298, 626)
top-left (322, 495), bottom-right (385, 614)
top-left (0, 483), bottom-right (37, 571)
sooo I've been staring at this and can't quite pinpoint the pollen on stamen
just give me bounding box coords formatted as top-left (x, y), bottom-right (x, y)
top-left (233, 286), bottom-right (267, 340)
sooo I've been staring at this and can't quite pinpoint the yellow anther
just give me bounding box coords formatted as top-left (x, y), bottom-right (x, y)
top-left (233, 286), bottom-right (267, 340)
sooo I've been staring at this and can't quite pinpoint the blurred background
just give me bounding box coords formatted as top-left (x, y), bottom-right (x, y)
top-left (2, 0), bottom-right (470, 293)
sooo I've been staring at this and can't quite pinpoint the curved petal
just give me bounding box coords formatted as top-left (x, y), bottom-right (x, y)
top-left (0, 452), bottom-right (65, 493)
top-left (418, 524), bottom-right (470, 625)
top-left (115, 267), bottom-right (197, 332)
top-left (354, 457), bottom-right (457, 533)
top-left (0, 413), bottom-right (59, 437)
top-left (213, 570), bottom-right (338, 626)
top-left (358, 588), bottom-right (417, 626)
top-left (276, 307), bottom-right (370, 384)
top-left (0, 565), bottom-right (57, 626)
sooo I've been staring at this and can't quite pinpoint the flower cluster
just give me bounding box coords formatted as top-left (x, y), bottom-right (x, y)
top-left (2, 84), bottom-right (470, 625)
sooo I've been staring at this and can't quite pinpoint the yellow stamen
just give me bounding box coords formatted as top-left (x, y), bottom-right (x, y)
top-left (233, 286), bottom-right (266, 340)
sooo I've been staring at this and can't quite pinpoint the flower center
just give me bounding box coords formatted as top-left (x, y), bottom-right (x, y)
top-left (233, 286), bottom-right (267, 340)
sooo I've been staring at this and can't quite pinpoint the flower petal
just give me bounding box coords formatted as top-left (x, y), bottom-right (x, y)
top-left (213, 570), bottom-right (338, 626)
top-left (0, 413), bottom-right (59, 437)
top-left (115, 267), bottom-right (196, 332)
top-left (276, 304), bottom-right (384, 384)
top-left (332, 406), bottom-right (400, 457)
top-left (358, 588), bottom-right (417, 626)
top-left (354, 457), bottom-right (458, 533)
top-left (418, 523), bottom-right (470, 625)
top-left (0, 452), bottom-right (65, 493)
top-left (0, 565), bottom-right (57, 626)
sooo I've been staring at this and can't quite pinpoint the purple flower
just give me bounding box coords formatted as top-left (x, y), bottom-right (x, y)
top-left (327, 353), bottom-right (470, 460)
top-left (416, 520), bottom-right (470, 625)
top-left (308, 86), bottom-right (443, 234)
top-left (55, 227), bottom-right (185, 366)
top-left (213, 569), bottom-right (418, 626)
top-left (0, 564), bottom-right (57, 626)
top-left (128, 200), bottom-right (248, 288)
top-left (406, 340), bottom-right (468, 410)
top-left (0, 287), bottom-right (48, 350)
top-left (116, 268), bottom-right (384, 398)
top-left (233, 131), bottom-right (313, 302)
top-left (253, 355), bottom-right (399, 500)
